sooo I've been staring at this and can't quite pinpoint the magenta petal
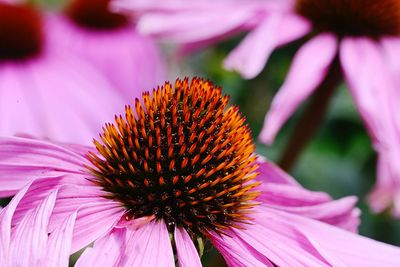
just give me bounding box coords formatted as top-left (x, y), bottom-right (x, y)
top-left (268, 208), bottom-right (400, 266)
top-left (58, 199), bottom-right (124, 253)
top-left (340, 37), bottom-right (400, 216)
top-left (0, 137), bottom-right (89, 197)
top-left (257, 160), bottom-right (359, 231)
top-left (233, 213), bottom-right (334, 266)
top-left (46, 212), bottom-right (77, 267)
top-left (75, 228), bottom-right (125, 267)
top-left (0, 182), bottom-right (32, 263)
top-left (224, 13), bottom-right (310, 79)
top-left (209, 230), bottom-right (274, 267)
top-left (259, 33), bottom-right (338, 144)
top-left (174, 227), bottom-right (201, 267)
top-left (122, 220), bottom-right (174, 266)
top-left (10, 190), bottom-right (57, 266)
top-left (137, 5), bottom-right (255, 43)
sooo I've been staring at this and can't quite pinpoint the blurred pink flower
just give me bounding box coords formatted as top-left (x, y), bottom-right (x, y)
top-left (115, 0), bottom-right (400, 217)
top-left (1, 79), bottom-right (399, 266)
top-left (0, 2), bottom-right (127, 144)
top-left (47, 0), bottom-right (165, 103)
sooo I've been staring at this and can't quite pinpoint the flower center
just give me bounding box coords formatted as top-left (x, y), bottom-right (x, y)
top-left (87, 78), bottom-right (260, 237)
top-left (295, 0), bottom-right (400, 37)
top-left (0, 3), bottom-right (43, 61)
top-left (66, 0), bottom-right (129, 30)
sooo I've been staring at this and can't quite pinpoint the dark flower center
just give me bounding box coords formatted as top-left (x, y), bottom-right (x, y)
top-left (66, 0), bottom-right (129, 31)
top-left (295, 0), bottom-right (400, 37)
top-left (87, 78), bottom-right (259, 237)
top-left (0, 3), bottom-right (43, 61)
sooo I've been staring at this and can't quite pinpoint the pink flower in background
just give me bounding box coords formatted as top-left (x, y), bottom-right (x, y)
top-left (1, 79), bottom-right (399, 266)
top-left (47, 0), bottom-right (165, 103)
top-left (0, 2), bottom-right (128, 144)
top-left (115, 0), bottom-right (400, 217)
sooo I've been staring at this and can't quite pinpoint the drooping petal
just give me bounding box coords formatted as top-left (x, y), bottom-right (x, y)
top-left (9, 190), bottom-right (57, 267)
top-left (0, 137), bottom-right (90, 197)
top-left (174, 227), bottom-right (201, 267)
top-left (257, 160), bottom-right (360, 231)
top-left (224, 13), bottom-right (311, 79)
top-left (259, 33), bottom-right (338, 144)
top-left (0, 181), bottom-right (31, 263)
top-left (75, 228), bottom-right (126, 267)
top-left (340, 37), bottom-right (400, 216)
top-left (53, 194), bottom-right (124, 253)
top-left (208, 230), bottom-right (275, 267)
top-left (122, 220), bottom-right (174, 267)
top-left (45, 212), bottom-right (77, 267)
top-left (263, 207), bottom-right (400, 266)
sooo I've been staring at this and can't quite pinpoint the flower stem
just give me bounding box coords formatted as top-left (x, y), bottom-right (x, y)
top-left (278, 57), bottom-right (342, 171)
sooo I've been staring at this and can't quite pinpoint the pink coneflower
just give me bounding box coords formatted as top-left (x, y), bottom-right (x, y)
top-left (47, 0), bottom-right (165, 103)
top-left (1, 78), bottom-right (399, 266)
top-left (115, 0), bottom-right (400, 217)
top-left (0, 2), bottom-right (127, 145)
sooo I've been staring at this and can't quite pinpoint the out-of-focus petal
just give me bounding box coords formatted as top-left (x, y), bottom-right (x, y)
top-left (174, 227), bottom-right (201, 267)
top-left (9, 190), bottom-right (57, 267)
top-left (224, 13), bottom-right (311, 79)
top-left (137, 5), bottom-right (256, 43)
top-left (75, 228), bottom-right (125, 267)
top-left (259, 33), bottom-right (338, 144)
top-left (122, 220), bottom-right (174, 267)
top-left (340, 37), bottom-right (400, 216)
top-left (45, 212), bottom-right (77, 267)
top-left (47, 16), bottom-right (165, 103)
top-left (0, 50), bottom-right (126, 145)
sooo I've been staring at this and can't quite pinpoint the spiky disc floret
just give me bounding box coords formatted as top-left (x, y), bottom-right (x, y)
top-left (87, 78), bottom-right (260, 236)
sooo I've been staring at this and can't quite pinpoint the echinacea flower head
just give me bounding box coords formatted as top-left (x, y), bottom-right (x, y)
top-left (0, 1), bottom-right (128, 144)
top-left (1, 78), bottom-right (400, 266)
top-left (47, 0), bottom-right (165, 103)
top-left (87, 78), bottom-right (259, 237)
top-left (115, 0), bottom-right (400, 217)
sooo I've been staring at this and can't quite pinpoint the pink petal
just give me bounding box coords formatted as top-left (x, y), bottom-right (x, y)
top-left (0, 182), bottom-right (32, 263)
top-left (256, 157), bottom-right (299, 185)
top-left (137, 5), bottom-right (256, 43)
top-left (174, 227), bottom-right (201, 267)
top-left (259, 33), bottom-right (338, 144)
top-left (266, 207), bottom-right (400, 266)
top-left (0, 137), bottom-right (90, 197)
top-left (48, 185), bottom-right (124, 253)
top-left (381, 37), bottom-right (400, 76)
top-left (257, 160), bottom-right (360, 231)
top-left (0, 47), bottom-right (126, 145)
top-left (224, 13), bottom-right (311, 79)
top-left (340, 37), bottom-right (400, 216)
top-left (75, 228), bottom-right (125, 267)
top-left (122, 220), bottom-right (174, 267)
top-left (45, 212), bottom-right (77, 267)
top-left (208, 230), bottom-right (274, 267)
top-left (232, 213), bottom-right (334, 266)
top-left (10, 190), bottom-right (57, 267)
top-left (47, 16), bottom-right (165, 104)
